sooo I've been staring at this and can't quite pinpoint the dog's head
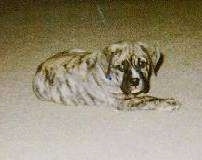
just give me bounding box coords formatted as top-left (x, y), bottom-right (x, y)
top-left (104, 41), bottom-right (164, 95)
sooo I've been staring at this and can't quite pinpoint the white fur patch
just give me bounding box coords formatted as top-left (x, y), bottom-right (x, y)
top-left (69, 48), bottom-right (87, 53)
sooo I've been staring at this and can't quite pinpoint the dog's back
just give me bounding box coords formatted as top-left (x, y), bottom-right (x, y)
top-left (33, 50), bottom-right (90, 102)
top-left (32, 49), bottom-right (117, 106)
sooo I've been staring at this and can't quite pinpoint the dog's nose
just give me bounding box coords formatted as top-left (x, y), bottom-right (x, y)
top-left (131, 78), bottom-right (139, 86)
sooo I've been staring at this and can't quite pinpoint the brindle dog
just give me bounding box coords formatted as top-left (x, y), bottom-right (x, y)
top-left (33, 41), bottom-right (180, 111)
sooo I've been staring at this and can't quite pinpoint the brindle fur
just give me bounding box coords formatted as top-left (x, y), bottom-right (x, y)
top-left (33, 41), bottom-right (180, 110)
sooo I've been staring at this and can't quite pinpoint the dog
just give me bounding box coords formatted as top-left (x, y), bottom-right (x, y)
top-left (33, 41), bottom-right (180, 110)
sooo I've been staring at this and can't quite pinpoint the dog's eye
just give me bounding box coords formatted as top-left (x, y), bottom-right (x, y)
top-left (114, 65), bottom-right (124, 72)
top-left (139, 61), bottom-right (146, 68)
top-left (138, 58), bottom-right (147, 68)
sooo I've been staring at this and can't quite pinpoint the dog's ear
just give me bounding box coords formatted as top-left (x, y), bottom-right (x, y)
top-left (103, 43), bottom-right (129, 79)
top-left (150, 46), bottom-right (164, 76)
top-left (103, 46), bottom-right (116, 79)
top-left (140, 43), bottom-right (164, 76)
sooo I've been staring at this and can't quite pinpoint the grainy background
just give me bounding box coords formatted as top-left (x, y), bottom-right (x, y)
top-left (0, 1), bottom-right (202, 160)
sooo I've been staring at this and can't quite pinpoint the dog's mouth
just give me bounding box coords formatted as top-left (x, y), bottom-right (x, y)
top-left (130, 78), bottom-right (143, 94)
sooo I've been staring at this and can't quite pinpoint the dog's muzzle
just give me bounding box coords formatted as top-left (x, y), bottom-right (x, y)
top-left (130, 69), bottom-right (149, 94)
top-left (130, 78), bottom-right (140, 86)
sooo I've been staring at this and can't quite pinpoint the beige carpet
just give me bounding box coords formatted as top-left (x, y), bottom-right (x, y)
top-left (0, 1), bottom-right (202, 160)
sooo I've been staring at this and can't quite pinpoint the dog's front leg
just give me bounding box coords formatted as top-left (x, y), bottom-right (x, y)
top-left (117, 95), bottom-right (181, 111)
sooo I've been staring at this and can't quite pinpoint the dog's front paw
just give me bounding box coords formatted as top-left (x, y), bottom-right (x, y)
top-left (116, 97), bottom-right (181, 111)
top-left (160, 98), bottom-right (181, 111)
top-left (146, 98), bottom-right (181, 111)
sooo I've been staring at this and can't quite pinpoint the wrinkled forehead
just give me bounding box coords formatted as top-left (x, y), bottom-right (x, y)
top-left (128, 44), bottom-right (148, 59)
top-left (113, 44), bottom-right (149, 64)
